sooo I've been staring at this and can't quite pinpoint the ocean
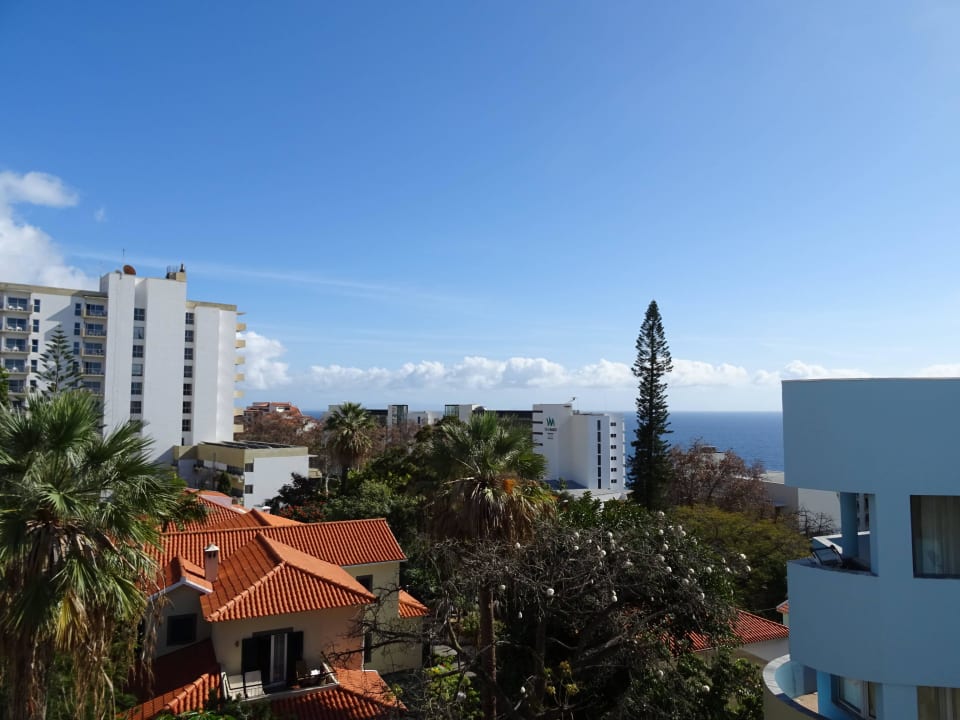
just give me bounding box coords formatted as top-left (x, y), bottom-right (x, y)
top-left (624, 411), bottom-right (784, 471)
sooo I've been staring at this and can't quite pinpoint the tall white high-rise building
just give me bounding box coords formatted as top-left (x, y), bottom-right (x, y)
top-left (0, 265), bottom-right (244, 463)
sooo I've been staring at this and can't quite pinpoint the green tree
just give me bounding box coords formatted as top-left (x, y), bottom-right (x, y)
top-left (325, 402), bottom-right (377, 494)
top-left (38, 326), bottom-right (83, 396)
top-left (628, 300), bottom-right (674, 510)
top-left (672, 504), bottom-right (808, 616)
top-left (426, 413), bottom-right (553, 720)
top-left (0, 390), bottom-right (184, 720)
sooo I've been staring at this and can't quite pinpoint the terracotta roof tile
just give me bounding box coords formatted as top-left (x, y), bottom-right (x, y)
top-left (398, 590), bottom-right (428, 619)
top-left (177, 494), bottom-right (248, 532)
top-left (269, 669), bottom-right (403, 720)
top-left (690, 610), bottom-right (789, 652)
top-left (776, 600), bottom-right (789, 615)
top-left (162, 556), bottom-right (212, 593)
top-left (159, 518), bottom-right (406, 569)
top-left (200, 536), bottom-right (375, 622)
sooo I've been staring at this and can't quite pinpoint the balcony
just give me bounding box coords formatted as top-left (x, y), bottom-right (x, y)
top-left (762, 656), bottom-right (824, 719)
top-left (81, 327), bottom-right (106, 338)
top-left (235, 355), bottom-right (245, 365)
top-left (236, 338), bottom-right (246, 349)
top-left (222, 657), bottom-right (336, 703)
top-left (82, 366), bottom-right (105, 377)
top-left (2, 364), bottom-right (27, 375)
top-left (3, 302), bottom-right (30, 314)
top-left (235, 372), bottom-right (245, 382)
top-left (81, 346), bottom-right (105, 357)
top-left (82, 308), bottom-right (108, 319)
top-left (7, 382), bottom-right (27, 395)
top-left (3, 344), bottom-right (28, 354)
top-left (236, 322), bottom-right (247, 332)
top-left (2, 324), bottom-right (28, 334)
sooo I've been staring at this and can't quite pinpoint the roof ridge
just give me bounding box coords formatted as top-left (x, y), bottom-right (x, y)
top-left (258, 536), bottom-right (374, 601)
top-left (161, 517), bottom-right (388, 539)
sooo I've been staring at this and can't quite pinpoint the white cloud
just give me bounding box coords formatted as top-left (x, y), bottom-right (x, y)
top-left (94, 207), bottom-right (106, 223)
top-left (670, 359), bottom-right (750, 387)
top-left (241, 331), bottom-right (292, 389)
top-left (753, 360), bottom-right (870, 385)
top-left (917, 364), bottom-right (960, 377)
top-left (0, 170), bottom-right (94, 288)
top-left (306, 355), bottom-right (767, 394)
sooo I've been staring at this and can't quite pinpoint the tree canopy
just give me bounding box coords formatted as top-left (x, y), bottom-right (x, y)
top-left (0, 390), bottom-right (186, 720)
top-left (38, 325), bottom-right (83, 397)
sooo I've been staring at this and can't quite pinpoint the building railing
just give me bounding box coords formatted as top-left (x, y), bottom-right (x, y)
top-left (222, 657), bottom-right (336, 703)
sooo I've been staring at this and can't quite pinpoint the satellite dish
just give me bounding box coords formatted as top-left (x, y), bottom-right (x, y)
top-left (122, 264), bottom-right (136, 275)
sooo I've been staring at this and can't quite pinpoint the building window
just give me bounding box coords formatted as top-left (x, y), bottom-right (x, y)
top-left (134, 308), bottom-right (145, 321)
top-left (244, 484), bottom-right (253, 495)
top-left (74, 302), bottom-right (81, 316)
top-left (183, 365), bottom-right (193, 378)
top-left (7, 297), bottom-right (27, 311)
top-left (182, 419), bottom-right (191, 432)
top-left (166, 614), bottom-right (197, 647)
top-left (74, 322), bottom-right (81, 336)
top-left (184, 330), bottom-right (194, 343)
top-left (131, 382), bottom-right (143, 395)
top-left (30, 359), bottom-right (38, 372)
top-left (130, 400), bottom-right (142, 415)
top-left (185, 312), bottom-right (194, 325)
top-left (364, 631), bottom-right (373, 664)
top-left (183, 383), bottom-right (192, 396)
top-left (132, 363), bottom-right (144, 377)
top-left (133, 326), bottom-right (145, 340)
top-left (132, 345), bottom-right (144, 359)
top-left (610, 433), bottom-right (617, 438)
top-left (73, 342), bottom-right (80, 355)
top-left (912, 495), bottom-right (960, 577)
top-left (834, 676), bottom-right (877, 719)
top-left (33, 299), bottom-right (40, 313)
top-left (244, 462), bottom-right (254, 472)
top-left (356, 575), bottom-right (374, 592)
top-left (85, 303), bottom-right (106, 317)
top-left (184, 348), bottom-right (193, 360)
top-left (31, 339), bottom-right (39, 353)
top-left (31, 319), bottom-right (39, 333)
top-left (182, 401), bottom-right (192, 414)
top-left (918, 686), bottom-right (960, 720)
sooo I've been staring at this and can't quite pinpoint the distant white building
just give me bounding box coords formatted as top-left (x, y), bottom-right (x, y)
top-left (532, 403), bottom-right (626, 492)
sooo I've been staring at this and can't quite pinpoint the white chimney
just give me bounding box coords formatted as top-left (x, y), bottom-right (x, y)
top-left (203, 544), bottom-right (220, 582)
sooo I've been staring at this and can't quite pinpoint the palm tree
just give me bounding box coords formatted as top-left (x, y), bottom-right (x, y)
top-left (325, 402), bottom-right (376, 495)
top-left (0, 391), bottom-right (183, 720)
top-left (427, 412), bottom-right (554, 720)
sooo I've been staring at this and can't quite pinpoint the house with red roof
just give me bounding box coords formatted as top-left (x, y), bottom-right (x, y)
top-left (130, 509), bottom-right (426, 720)
top-left (691, 610), bottom-right (790, 667)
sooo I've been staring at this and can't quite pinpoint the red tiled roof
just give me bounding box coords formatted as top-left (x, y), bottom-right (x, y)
top-left (690, 610), bottom-right (789, 652)
top-left (125, 640), bottom-right (220, 720)
top-left (162, 556), bottom-right (212, 593)
top-left (158, 518), bottom-right (406, 569)
top-left (177, 493), bottom-right (248, 532)
top-left (398, 590), bottom-right (428, 619)
top-left (200, 535), bottom-right (375, 622)
top-left (776, 600), bottom-right (789, 615)
top-left (202, 507), bottom-right (302, 531)
top-left (269, 669), bottom-right (403, 720)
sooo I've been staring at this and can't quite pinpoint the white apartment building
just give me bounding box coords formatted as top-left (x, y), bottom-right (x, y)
top-left (0, 266), bottom-right (244, 464)
top-left (532, 403), bottom-right (626, 491)
top-left (764, 378), bottom-right (960, 720)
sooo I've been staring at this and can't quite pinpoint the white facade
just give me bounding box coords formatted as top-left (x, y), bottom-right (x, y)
top-left (764, 379), bottom-right (960, 720)
top-left (0, 268), bottom-right (242, 464)
top-left (532, 404), bottom-right (625, 491)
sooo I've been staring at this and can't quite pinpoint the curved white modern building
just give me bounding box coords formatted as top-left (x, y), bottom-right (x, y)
top-left (765, 378), bottom-right (960, 720)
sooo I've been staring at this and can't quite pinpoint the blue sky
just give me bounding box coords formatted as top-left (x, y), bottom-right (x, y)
top-left (3, 1), bottom-right (960, 411)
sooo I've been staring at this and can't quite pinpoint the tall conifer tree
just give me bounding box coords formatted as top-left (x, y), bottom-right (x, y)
top-left (39, 325), bottom-right (84, 396)
top-left (628, 300), bottom-right (674, 509)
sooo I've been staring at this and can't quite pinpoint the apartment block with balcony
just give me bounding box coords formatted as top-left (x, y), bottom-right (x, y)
top-left (0, 266), bottom-right (245, 464)
top-left (532, 403), bottom-right (626, 493)
top-left (764, 378), bottom-right (960, 720)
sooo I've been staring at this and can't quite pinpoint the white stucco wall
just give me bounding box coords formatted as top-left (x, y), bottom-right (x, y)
top-left (783, 378), bottom-right (960, 697)
top-left (243, 451), bottom-right (310, 507)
